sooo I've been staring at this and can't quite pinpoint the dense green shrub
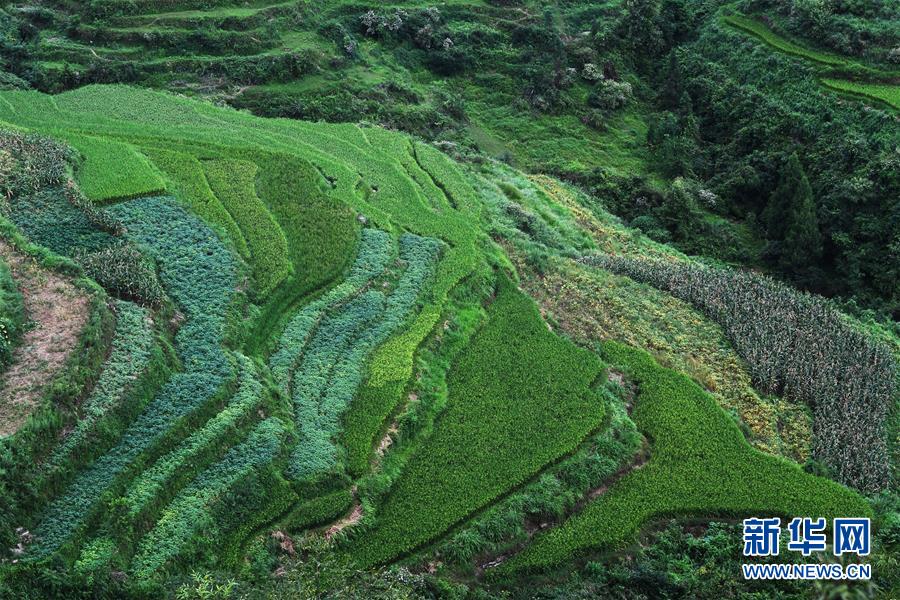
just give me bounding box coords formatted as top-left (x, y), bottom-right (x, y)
top-left (77, 245), bottom-right (165, 307)
top-left (498, 342), bottom-right (872, 574)
top-left (591, 254), bottom-right (897, 492)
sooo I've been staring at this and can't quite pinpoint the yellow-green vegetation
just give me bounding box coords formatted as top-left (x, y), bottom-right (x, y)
top-left (65, 134), bottom-right (167, 202)
top-left (821, 78), bottom-right (900, 110)
top-left (202, 158), bottom-right (292, 296)
top-left (351, 275), bottom-right (608, 567)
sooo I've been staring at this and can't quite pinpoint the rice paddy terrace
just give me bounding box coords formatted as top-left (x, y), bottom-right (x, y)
top-left (0, 85), bottom-right (895, 597)
top-left (724, 13), bottom-right (900, 111)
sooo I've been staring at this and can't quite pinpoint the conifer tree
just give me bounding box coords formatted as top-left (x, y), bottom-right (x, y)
top-left (766, 153), bottom-right (822, 273)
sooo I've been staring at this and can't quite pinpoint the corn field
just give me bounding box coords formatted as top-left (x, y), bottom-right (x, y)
top-left (589, 254), bottom-right (897, 492)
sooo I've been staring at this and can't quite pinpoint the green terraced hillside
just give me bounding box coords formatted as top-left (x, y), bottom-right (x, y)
top-left (0, 84), bottom-right (895, 599)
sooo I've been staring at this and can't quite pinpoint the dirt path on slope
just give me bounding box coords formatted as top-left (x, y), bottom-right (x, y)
top-left (325, 486), bottom-right (363, 540)
top-left (0, 240), bottom-right (90, 437)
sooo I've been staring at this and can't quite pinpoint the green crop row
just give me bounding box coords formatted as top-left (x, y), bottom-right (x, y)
top-left (248, 150), bottom-right (358, 312)
top-left (121, 354), bottom-right (265, 526)
top-left (287, 233), bottom-right (441, 482)
top-left (435, 393), bottom-right (641, 567)
top-left (131, 416), bottom-right (288, 578)
top-left (0, 87), bottom-right (480, 277)
top-left (349, 274), bottom-right (606, 567)
top-left (593, 254), bottom-right (897, 492)
top-left (202, 158), bottom-right (291, 297)
top-left (139, 147), bottom-right (249, 261)
top-left (821, 78), bottom-right (900, 110)
top-left (288, 289), bottom-right (384, 481)
top-left (281, 488), bottom-right (354, 534)
top-left (31, 196), bottom-right (240, 557)
top-left (64, 133), bottom-right (166, 203)
top-left (412, 141), bottom-right (482, 220)
top-left (497, 342), bottom-right (872, 575)
top-left (269, 228), bottom-right (394, 394)
top-left (343, 304), bottom-right (441, 477)
top-left (723, 15), bottom-right (848, 67)
top-left (232, 149), bottom-right (359, 357)
top-left (42, 301), bottom-right (155, 482)
top-left (133, 144), bottom-right (358, 355)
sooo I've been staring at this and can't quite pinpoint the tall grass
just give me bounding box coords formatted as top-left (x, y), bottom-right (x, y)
top-left (591, 254), bottom-right (897, 492)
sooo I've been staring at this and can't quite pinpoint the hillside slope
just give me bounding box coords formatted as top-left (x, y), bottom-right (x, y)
top-left (0, 85), bottom-right (894, 598)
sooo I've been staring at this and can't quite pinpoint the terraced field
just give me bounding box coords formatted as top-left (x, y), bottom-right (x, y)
top-left (724, 14), bottom-right (900, 112)
top-left (0, 85), bottom-right (894, 597)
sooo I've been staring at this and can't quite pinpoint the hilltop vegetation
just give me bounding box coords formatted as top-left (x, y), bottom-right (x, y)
top-left (0, 0), bottom-right (896, 320)
top-left (0, 1), bottom-right (897, 599)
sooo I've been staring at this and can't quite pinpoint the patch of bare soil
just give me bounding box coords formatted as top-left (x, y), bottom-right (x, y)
top-left (325, 486), bottom-right (362, 540)
top-left (0, 240), bottom-right (90, 437)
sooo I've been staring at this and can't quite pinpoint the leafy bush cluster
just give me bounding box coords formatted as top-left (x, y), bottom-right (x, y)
top-left (350, 274), bottom-right (606, 567)
top-left (0, 130), bottom-right (71, 197)
top-left (285, 232), bottom-right (440, 483)
top-left (499, 342), bottom-right (871, 574)
top-left (131, 416), bottom-right (287, 578)
top-left (591, 254), bottom-right (897, 492)
top-left (77, 245), bottom-right (166, 307)
top-left (201, 159), bottom-right (291, 297)
top-left (31, 196), bottom-right (239, 557)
